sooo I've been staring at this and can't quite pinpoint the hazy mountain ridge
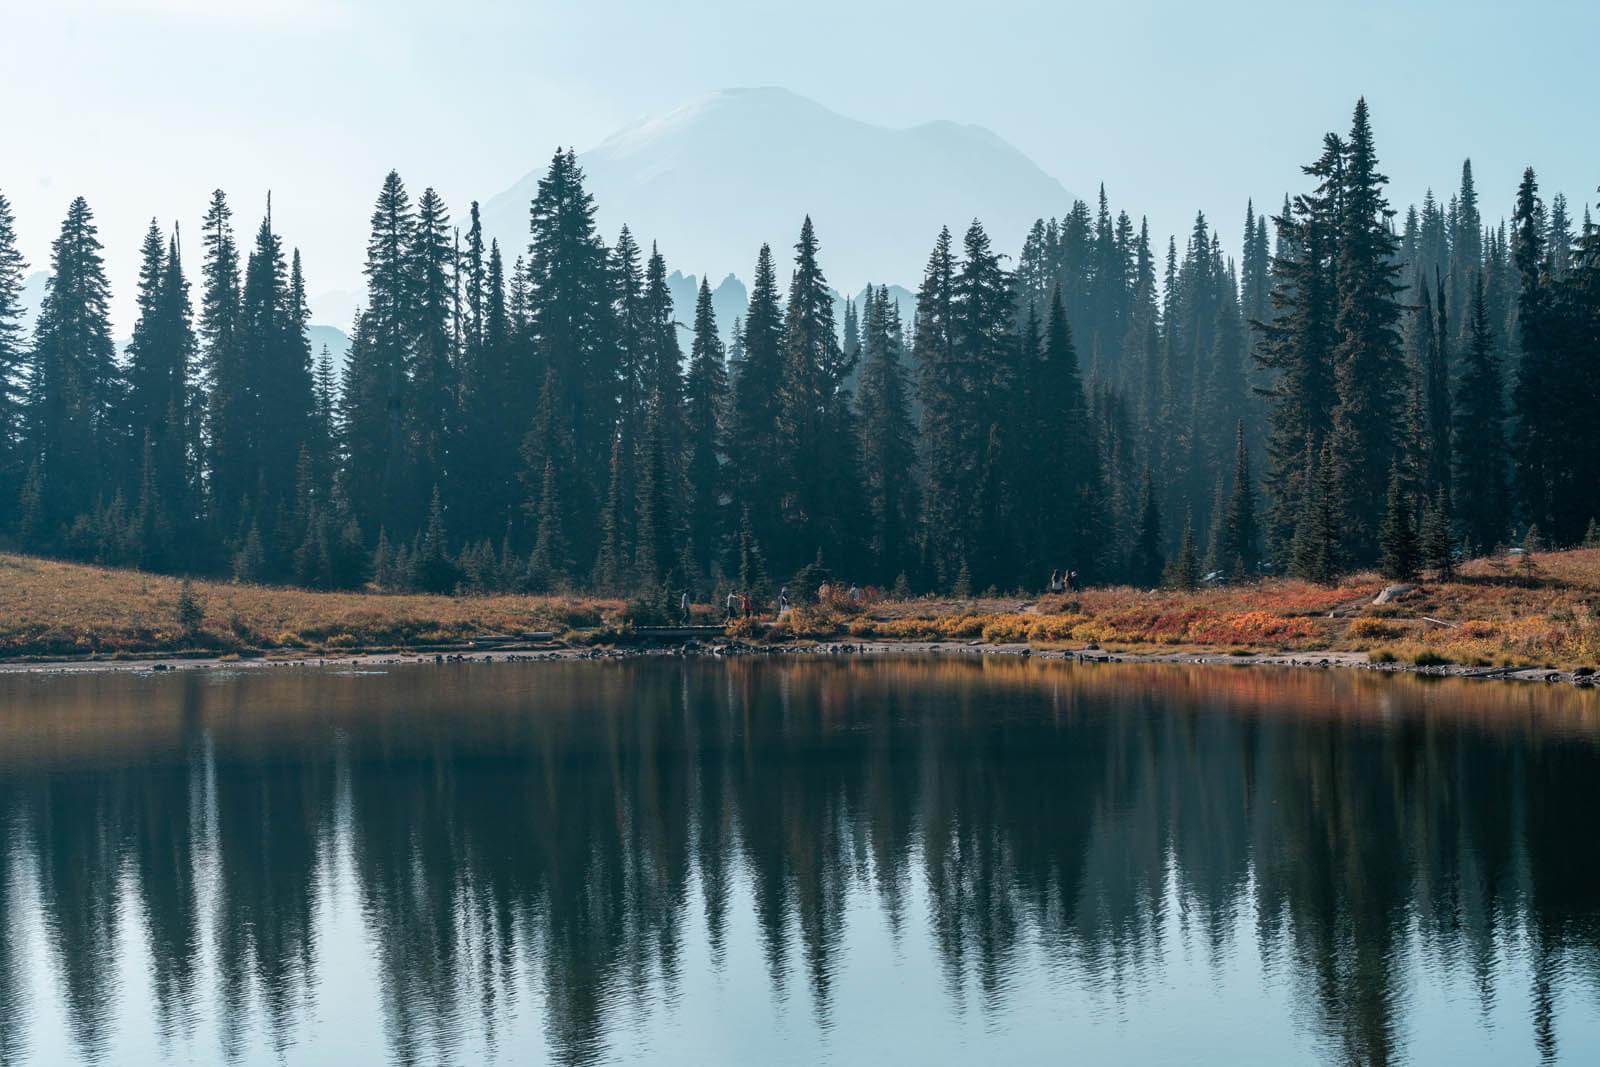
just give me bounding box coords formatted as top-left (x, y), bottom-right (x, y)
top-left (484, 87), bottom-right (1071, 311)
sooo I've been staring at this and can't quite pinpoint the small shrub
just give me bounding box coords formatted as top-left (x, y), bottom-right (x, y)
top-left (176, 580), bottom-right (205, 637)
top-left (725, 616), bottom-right (766, 640)
top-left (1370, 649), bottom-right (1398, 664)
top-left (1349, 617), bottom-right (1405, 641)
top-left (1412, 650), bottom-right (1452, 667)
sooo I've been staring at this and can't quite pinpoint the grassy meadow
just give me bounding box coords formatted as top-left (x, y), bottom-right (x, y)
top-left (2, 547), bottom-right (1598, 671)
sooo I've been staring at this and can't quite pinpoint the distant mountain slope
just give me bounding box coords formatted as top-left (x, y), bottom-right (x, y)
top-left (482, 87), bottom-right (1071, 304)
top-left (19, 271), bottom-right (350, 373)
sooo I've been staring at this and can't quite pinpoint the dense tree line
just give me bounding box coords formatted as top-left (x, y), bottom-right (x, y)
top-left (0, 101), bottom-right (1594, 597)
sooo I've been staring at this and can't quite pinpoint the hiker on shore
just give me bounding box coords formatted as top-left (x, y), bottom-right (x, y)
top-left (680, 591), bottom-right (690, 626)
top-left (778, 587), bottom-right (791, 615)
top-left (741, 594), bottom-right (751, 618)
top-left (1048, 569), bottom-right (1063, 594)
top-left (726, 591), bottom-right (739, 621)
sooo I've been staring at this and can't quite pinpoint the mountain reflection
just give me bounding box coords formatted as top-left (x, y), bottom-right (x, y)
top-left (0, 659), bottom-right (1598, 1065)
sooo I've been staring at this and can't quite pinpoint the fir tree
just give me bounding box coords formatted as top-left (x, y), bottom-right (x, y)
top-left (1420, 490), bottom-right (1455, 580)
top-left (1291, 440), bottom-right (1344, 585)
top-left (1035, 283), bottom-right (1099, 581)
top-left (1222, 421), bottom-right (1259, 579)
top-left (199, 189), bottom-right (245, 540)
top-left (1202, 472), bottom-right (1227, 576)
top-left (736, 506), bottom-right (769, 598)
top-left (634, 394), bottom-right (674, 588)
top-left (1453, 273), bottom-right (1509, 556)
top-left (408, 187), bottom-right (456, 509)
top-left (1422, 273), bottom-right (1452, 505)
top-left (0, 189), bottom-right (26, 504)
top-left (915, 226), bottom-right (963, 586)
top-left (1510, 167), bottom-right (1585, 544)
top-left (344, 171), bottom-right (415, 540)
top-left (1129, 464), bottom-right (1164, 588)
top-left (1327, 99), bottom-right (1406, 564)
top-left (855, 285), bottom-right (918, 579)
top-left (122, 222), bottom-right (197, 555)
top-left (1164, 505), bottom-right (1199, 591)
top-left (726, 244), bottom-right (784, 553)
top-left (774, 217), bottom-right (859, 574)
top-left (413, 485), bottom-right (454, 593)
top-left (1256, 134), bottom-right (1343, 566)
top-left (594, 429), bottom-right (630, 590)
top-left (27, 196), bottom-right (117, 535)
top-left (526, 459), bottom-right (569, 591)
top-left (1378, 465), bottom-right (1420, 581)
top-left (525, 149), bottom-right (616, 565)
top-left (683, 278), bottom-right (727, 577)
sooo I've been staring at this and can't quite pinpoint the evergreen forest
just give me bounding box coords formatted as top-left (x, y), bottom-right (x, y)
top-left (0, 98), bottom-right (1596, 599)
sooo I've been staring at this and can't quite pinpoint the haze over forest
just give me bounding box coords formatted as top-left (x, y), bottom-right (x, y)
top-left (1, 0), bottom-right (1595, 605)
top-left (1, 89), bottom-right (1595, 604)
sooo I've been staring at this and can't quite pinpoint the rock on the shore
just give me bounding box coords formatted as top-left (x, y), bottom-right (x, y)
top-left (1373, 584), bottom-right (1416, 605)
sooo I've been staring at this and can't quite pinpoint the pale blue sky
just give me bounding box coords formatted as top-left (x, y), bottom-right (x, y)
top-left (3, 0), bottom-right (1593, 330)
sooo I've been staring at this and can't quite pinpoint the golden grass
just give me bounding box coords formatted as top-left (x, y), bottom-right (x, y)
top-left (0, 553), bottom-right (619, 657)
top-left (5, 546), bottom-right (1600, 670)
top-left (835, 549), bottom-right (1600, 669)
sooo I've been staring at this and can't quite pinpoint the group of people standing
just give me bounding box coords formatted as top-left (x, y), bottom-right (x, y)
top-left (669, 589), bottom-right (800, 625)
top-left (1047, 569), bottom-right (1078, 594)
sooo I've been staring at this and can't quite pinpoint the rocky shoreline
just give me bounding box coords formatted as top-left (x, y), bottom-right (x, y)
top-left (1, 638), bottom-right (1595, 690)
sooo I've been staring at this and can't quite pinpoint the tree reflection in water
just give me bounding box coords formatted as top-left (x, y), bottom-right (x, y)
top-left (0, 659), bottom-right (1597, 1065)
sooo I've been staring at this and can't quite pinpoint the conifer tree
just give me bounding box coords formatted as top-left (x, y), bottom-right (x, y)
top-left (1378, 465), bottom-right (1419, 581)
top-left (1256, 134), bottom-right (1343, 566)
top-left (641, 244), bottom-right (685, 488)
top-left (1291, 441), bottom-right (1344, 585)
top-left (593, 429), bottom-right (630, 590)
top-left (0, 190), bottom-right (25, 507)
top-left (726, 244), bottom-right (784, 553)
top-left (123, 222), bottom-right (197, 554)
top-left (1510, 167), bottom-right (1585, 544)
top-left (413, 485), bottom-right (454, 593)
top-left (236, 202), bottom-right (314, 571)
top-left (683, 278), bottom-right (727, 577)
top-left (1222, 421), bottom-right (1259, 579)
top-left (524, 149), bottom-right (616, 564)
top-left (343, 172), bottom-right (414, 540)
top-left (1202, 472), bottom-right (1227, 576)
top-left (455, 237), bottom-right (517, 544)
top-left (1447, 160), bottom-right (1483, 344)
top-left (855, 285), bottom-right (918, 579)
top-left (774, 217), bottom-right (859, 575)
top-left (1129, 465), bottom-right (1164, 588)
top-left (915, 226), bottom-right (963, 585)
top-left (612, 226), bottom-right (647, 445)
top-left (1034, 283), bottom-right (1099, 581)
top-left (634, 393), bottom-right (674, 588)
top-left (1327, 99), bottom-right (1405, 564)
top-left (736, 506), bottom-right (769, 598)
top-left (120, 222), bottom-right (168, 478)
top-left (526, 459), bottom-right (569, 592)
top-left (27, 196), bottom-right (117, 536)
top-left (1422, 273), bottom-right (1452, 505)
top-left (1165, 505), bottom-right (1199, 591)
top-left (408, 187), bottom-right (456, 509)
top-left (1420, 489), bottom-right (1454, 580)
top-left (199, 190), bottom-right (244, 541)
top-left (1453, 273), bottom-right (1509, 556)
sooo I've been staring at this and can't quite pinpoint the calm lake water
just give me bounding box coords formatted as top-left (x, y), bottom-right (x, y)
top-left (1, 657), bottom-right (1599, 1066)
